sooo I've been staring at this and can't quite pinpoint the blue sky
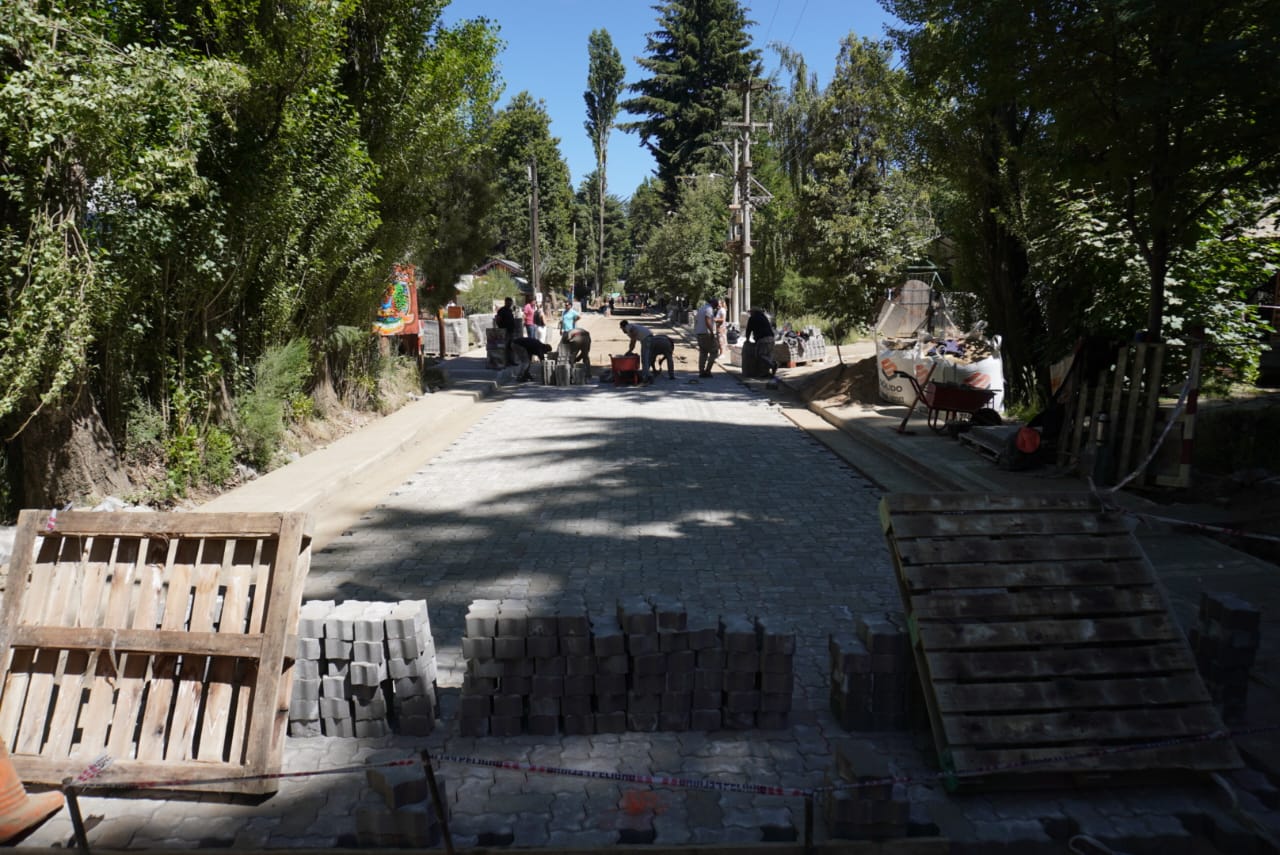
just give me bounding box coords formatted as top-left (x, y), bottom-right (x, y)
top-left (441, 0), bottom-right (901, 200)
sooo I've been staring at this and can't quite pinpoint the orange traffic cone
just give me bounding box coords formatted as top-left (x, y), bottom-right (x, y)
top-left (0, 738), bottom-right (64, 844)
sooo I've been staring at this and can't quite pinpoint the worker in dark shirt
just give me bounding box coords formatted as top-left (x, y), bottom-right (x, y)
top-left (511, 337), bottom-right (553, 381)
top-left (743, 308), bottom-right (777, 377)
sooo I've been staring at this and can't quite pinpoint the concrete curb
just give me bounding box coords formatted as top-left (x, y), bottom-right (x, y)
top-left (199, 373), bottom-right (501, 517)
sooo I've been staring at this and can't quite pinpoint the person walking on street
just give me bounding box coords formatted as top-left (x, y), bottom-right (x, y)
top-left (620, 320), bottom-right (655, 381)
top-left (522, 295), bottom-right (537, 339)
top-left (695, 298), bottom-right (718, 377)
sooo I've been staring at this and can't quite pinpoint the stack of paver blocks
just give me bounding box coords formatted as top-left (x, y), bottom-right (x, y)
top-left (828, 612), bottom-right (915, 732)
top-left (356, 749), bottom-right (445, 847)
top-left (1190, 592), bottom-right (1261, 723)
top-left (289, 599), bottom-right (438, 737)
top-left (457, 596), bottom-right (794, 735)
top-left (824, 741), bottom-right (909, 840)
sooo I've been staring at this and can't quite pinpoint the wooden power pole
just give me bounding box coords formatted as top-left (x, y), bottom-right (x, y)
top-left (528, 158), bottom-right (541, 297)
top-left (725, 81), bottom-right (771, 318)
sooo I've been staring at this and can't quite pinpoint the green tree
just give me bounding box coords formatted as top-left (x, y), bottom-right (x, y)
top-left (890, 0), bottom-right (1280, 401)
top-left (630, 178), bottom-right (730, 303)
top-left (789, 36), bottom-right (934, 334)
top-left (888, 0), bottom-right (1050, 401)
top-left (484, 92), bottom-right (576, 292)
top-left (0, 2), bottom-right (247, 505)
top-left (584, 28), bottom-right (625, 299)
top-left (621, 0), bottom-right (761, 203)
top-left (1027, 1), bottom-right (1280, 342)
top-left (574, 172), bottom-right (629, 297)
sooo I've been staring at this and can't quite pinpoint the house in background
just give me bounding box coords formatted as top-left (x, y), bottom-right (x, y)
top-left (470, 258), bottom-right (530, 294)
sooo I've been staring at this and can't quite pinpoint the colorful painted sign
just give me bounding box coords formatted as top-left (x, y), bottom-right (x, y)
top-left (373, 263), bottom-right (420, 336)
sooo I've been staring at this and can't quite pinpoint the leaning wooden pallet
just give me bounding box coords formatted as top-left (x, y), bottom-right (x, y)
top-left (0, 510), bottom-right (311, 795)
top-left (879, 493), bottom-right (1240, 787)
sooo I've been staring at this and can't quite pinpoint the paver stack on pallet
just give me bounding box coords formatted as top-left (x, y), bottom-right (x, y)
top-left (289, 599), bottom-right (439, 737)
top-left (1189, 592), bottom-right (1261, 724)
top-left (456, 596), bottom-right (794, 736)
top-left (879, 493), bottom-right (1241, 786)
top-left (828, 613), bottom-right (919, 732)
top-left (0, 510), bottom-right (309, 795)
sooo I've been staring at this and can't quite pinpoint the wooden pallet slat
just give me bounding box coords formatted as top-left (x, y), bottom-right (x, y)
top-left (911, 587), bottom-right (1165, 620)
top-left (881, 492), bottom-right (1241, 786)
top-left (897, 533), bottom-right (1144, 566)
top-left (934, 675), bottom-right (1213, 714)
top-left (0, 510), bottom-right (310, 795)
top-left (921, 614), bottom-right (1177, 647)
top-left (903, 558), bottom-right (1154, 591)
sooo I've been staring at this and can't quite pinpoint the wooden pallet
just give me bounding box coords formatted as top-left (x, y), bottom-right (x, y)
top-left (0, 510), bottom-right (311, 795)
top-left (879, 493), bottom-right (1240, 786)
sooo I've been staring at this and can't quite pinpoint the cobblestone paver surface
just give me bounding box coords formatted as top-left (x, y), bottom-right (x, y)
top-left (17, 374), bottom-right (1272, 851)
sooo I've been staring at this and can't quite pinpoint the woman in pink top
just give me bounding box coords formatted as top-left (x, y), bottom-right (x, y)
top-left (522, 295), bottom-right (537, 338)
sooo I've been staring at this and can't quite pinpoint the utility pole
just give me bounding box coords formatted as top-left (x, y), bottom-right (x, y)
top-left (528, 158), bottom-right (541, 298)
top-left (724, 81), bottom-right (771, 319)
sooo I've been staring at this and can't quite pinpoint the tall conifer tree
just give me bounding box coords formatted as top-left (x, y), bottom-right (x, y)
top-left (621, 0), bottom-right (761, 203)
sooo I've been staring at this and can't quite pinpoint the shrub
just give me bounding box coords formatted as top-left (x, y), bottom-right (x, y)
top-left (236, 339), bottom-right (311, 470)
top-left (202, 426), bottom-right (236, 487)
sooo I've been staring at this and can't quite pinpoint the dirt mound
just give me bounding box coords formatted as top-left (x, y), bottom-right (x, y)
top-left (791, 355), bottom-right (882, 407)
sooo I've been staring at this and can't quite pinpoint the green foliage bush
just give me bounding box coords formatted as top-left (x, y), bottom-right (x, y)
top-left (163, 425), bottom-right (202, 499)
top-left (202, 426), bottom-right (236, 487)
top-left (236, 340), bottom-right (312, 470)
top-left (125, 399), bottom-right (167, 465)
top-left (460, 271), bottom-right (519, 317)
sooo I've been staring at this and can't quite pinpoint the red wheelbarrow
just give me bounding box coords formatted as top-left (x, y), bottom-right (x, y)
top-left (611, 354), bottom-right (642, 386)
top-left (894, 369), bottom-right (998, 433)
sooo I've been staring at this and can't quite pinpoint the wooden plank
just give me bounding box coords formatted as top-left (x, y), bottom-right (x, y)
top-left (45, 649), bottom-right (91, 758)
top-left (47, 511), bottom-right (297, 539)
top-left (902, 559), bottom-right (1154, 592)
top-left (0, 510), bottom-right (42, 661)
top-left (910, 587), bottom-right (1165, 621)
top-left (196, 544), bottom-right (249, 762)
top-left (0, 649), bottom-right (35, 747)
top-left (887, 510), bottom-right (1131, 540)
top-left (0, 511), bottom-right (46, 750)
top-left (106, 540), bottom-right (162, 760)
top-left (13, 536), bottom-right (80, 755)
top-left (882, 493), bottom-right (1098, 516)
top-left (167, 539), bottom-right (223, 761)
top-left (226, 537), bottom-right (268, 765)
top-left (136, 539), bottom-right (190, 764)
top-left (1137, 344), bottom-right (1165, 486)
top-left (243, 513), bottom-right (306, 781)
top-left (926, 643), bottom-right (1196, 681)
top-left (917, 613), bottom-right (1181, 650)
top-left (1117, 343), bottom-right (1147, 477)
top-left (933, 675), bottom-right (1213, 713)
top-left (942, 703), bottom-right (1225, 747)
top-left (73, 538), bottom-right (139, 757)
top-left (13, 648), bottom-right (59, 754)
top-left (1111, 343), bottom-right (1131, 478)
top-left (897, 534), bottom-right (1144, 567)
top-left (1060, 369), bottom-right (1094, 468)
top-left (947, 741), bottom-right (1239, 776)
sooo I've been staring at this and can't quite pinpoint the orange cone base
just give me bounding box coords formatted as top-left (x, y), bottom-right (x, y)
top-left (0, 788), bottom-right (65, 844)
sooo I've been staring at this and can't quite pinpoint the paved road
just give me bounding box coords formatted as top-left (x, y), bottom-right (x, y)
top-left (16, 331), bottom-right (1277, 851)
top-left (300, 371), bottom-right (902, 848)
